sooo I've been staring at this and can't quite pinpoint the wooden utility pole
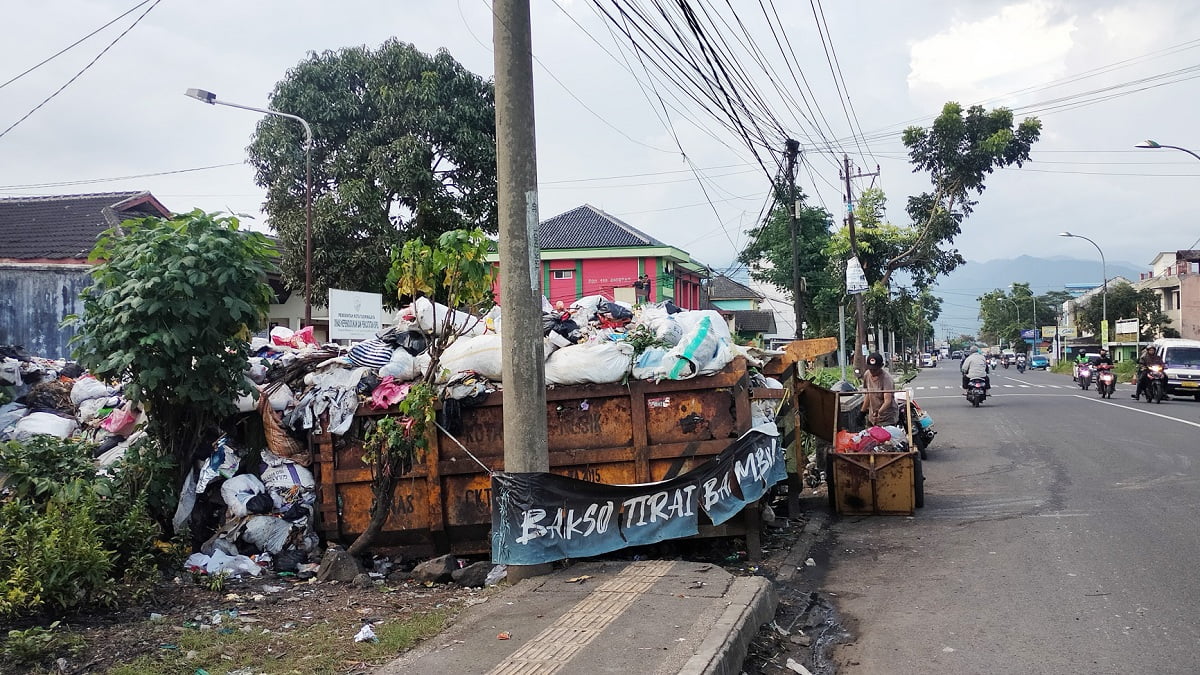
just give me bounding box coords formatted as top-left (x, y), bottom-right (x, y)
top-left (493, 0), bottom-right (550, 580)
top-left (842, 154), bottom-right (878, 371)
top-left (785, 139), bottom-right (804, 338)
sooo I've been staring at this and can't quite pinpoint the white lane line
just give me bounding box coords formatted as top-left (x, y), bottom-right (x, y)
top-left (1003, 384), bottom-right (1015, 388)
top-left (915, 386), bottom-right (925, 390)
top-left (1071, 395), bottom-right (1200, 429)
top-left (1018, 384), bottom-right (1030, 388)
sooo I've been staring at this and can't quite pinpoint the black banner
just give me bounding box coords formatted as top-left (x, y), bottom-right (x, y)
top-left (490, 425), bottom-right (784, 565)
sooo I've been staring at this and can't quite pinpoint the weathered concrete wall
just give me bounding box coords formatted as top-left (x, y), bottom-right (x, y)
top-left (0, 264), bottom-right (92, 359)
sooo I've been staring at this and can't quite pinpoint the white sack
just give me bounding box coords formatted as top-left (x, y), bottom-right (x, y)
top-left (544, 341), bottom-right (634, 385)
top-left (220, 474), bottom-right (268, 518)
top-left (0, 358), bottom-right (19, 387)
top-left (437, 334), bottom-right (504, 382)
top-left (672, 310), bottom-right (733, 342)
top-left (241, 515), bottom-right (293, 554)
top-left (185, 550), bottom-right (262, 577)
top-left (413, 296), bottom-right (486, 337)
top-left (658, 315), bottom-right (733, 380)
top-left (70, 377), bottom-right (113, 406)
top-left (568, 295), bottom-right (609, 322)
top-left (631, 347), bottom-right (669, 381)
top-left (379, 347), bottom-right (419, 381)
top-left (13, 412), bottom-right (77, 441)
top-left (261, 462), bottom-right (317, 511)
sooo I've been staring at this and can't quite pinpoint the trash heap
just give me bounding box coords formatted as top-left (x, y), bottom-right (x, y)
top-left (833, 425), bottom-right (910, 453)
top-left (2, 291), bottom-right (779, 578)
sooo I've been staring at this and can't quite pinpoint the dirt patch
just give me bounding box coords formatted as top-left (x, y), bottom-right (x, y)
top-left (1, 563), bottom-right (495, 675)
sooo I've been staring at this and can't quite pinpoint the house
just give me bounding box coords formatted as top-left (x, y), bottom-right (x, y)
top-left (1134, 250), bottom-right (1200, 340)
top-left (0, 192), bottom-right (172, 358)
top-left (704, 274), bottom-right (777, 346)
top-left (490, 204), bottom-right (707, 309)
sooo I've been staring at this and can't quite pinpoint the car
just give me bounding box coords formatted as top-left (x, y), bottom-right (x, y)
top-left (951, 350), bottom-right (963, 360)
top-left (920, 353), bottom-right (936, 367)
top-left (1029, 355), bottom-right (1049, 370)
top-left (1152, 338), bottom-right (1200, 400)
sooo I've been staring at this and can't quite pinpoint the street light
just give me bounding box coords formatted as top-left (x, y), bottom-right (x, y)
top-left (1059, 231), bottom-right (1107, 346)
top-left (1135, 139), bottom-right (1200, 162)
top-left (185, 88), bottom-right (315, 326)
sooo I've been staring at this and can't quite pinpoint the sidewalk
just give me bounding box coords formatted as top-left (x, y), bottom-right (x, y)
top-left (381, 558), bottom-right (777, 675)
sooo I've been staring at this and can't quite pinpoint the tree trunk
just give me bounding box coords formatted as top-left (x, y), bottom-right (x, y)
top-left (346, 473), bottom-right (398, 556)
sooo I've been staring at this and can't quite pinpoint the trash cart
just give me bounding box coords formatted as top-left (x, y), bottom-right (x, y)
top-left (825, 388), bottom-right (924, 515)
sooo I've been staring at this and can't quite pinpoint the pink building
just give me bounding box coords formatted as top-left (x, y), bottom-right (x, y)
top-left (490, 205), bottom-right (706, 309)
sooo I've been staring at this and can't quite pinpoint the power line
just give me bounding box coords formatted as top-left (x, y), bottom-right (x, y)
top-left (0, 162), bottom-right (245, 191)
top-left (0, 0), bottom-right (163, 141)
top-left (0, 0), bottom-right (153, 91)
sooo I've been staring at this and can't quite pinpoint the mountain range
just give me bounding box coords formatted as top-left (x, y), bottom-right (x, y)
top-left (931, 255), bottom-right (1146, 338)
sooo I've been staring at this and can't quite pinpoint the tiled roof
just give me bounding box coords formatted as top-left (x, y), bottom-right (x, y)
top-left (537, 205), bottom-right (666, 249)
top-left (708, 275), bottom-right (761, 300)
top-left (732, 309), bottom-right (776, 333)
top-left (0, 192), bottom-right (171, 261)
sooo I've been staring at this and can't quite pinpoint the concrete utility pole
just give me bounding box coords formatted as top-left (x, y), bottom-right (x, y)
top-left (842, 154), bottom-right (879, 371)
top-left (785, 139), bottom-right (804, 339)
top-left (493, 0), bottom-right (550, 580)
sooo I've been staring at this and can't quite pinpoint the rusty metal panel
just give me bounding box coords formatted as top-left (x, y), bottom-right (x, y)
top-left (644, 390), bottom-right (736, 444)
top-left (831, 452), bottom-right (914, 516)
top-left (546, 396), bottom-right (633, 450)
top-left (333, 476), bottom-right (432, 536)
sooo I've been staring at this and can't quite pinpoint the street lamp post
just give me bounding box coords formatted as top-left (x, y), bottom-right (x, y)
top-left (186, 88), bottom-right (314, 326)
top-left (1059, 231), bottom-right (1107, 346)
top-left (1135, 139), bottom-right (1200, 162)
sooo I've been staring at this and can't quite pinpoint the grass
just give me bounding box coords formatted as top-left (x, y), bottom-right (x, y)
top-left (98, 608), bottom-right (453, 675)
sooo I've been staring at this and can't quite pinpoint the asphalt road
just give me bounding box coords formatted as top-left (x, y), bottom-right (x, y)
top-left (819, 361), bottom-right (1200, 674)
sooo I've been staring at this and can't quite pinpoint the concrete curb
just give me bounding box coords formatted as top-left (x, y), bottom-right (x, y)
top-left (677, 575), bottom-right (779, 675)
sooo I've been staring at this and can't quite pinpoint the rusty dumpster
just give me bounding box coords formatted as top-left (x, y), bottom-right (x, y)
top-left (312, 356), bottom-right (789, 558)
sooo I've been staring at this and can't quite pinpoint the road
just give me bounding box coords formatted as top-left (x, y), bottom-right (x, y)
top-left (818, 360), bottom-right (1200, 674)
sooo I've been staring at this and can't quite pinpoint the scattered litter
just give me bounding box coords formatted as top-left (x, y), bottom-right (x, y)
top-left (942, 646), bottom-right (956, 653)
top-left (485, 564), bottom-right (507, 586)
top-left (804, 558), bottom-right (816, 567)
top-left (149, 612), bottom-right (165, 622)
top-left (785, 658), bottom-right (814, 675)
top-left (261, 584), bottom-right (284, 593)
top-left (353, 624), bottom-right (378, 643)
top-left (770, 621), bottom-right (788, 637)
top-left (497, 632), bottom-right (511, 640)
top-left (565, 575), bottom-right (592, 584)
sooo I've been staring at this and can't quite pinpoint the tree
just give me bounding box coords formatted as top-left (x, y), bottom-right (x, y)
top-left (878, 103), bottom-right (1041, 288)
top-left (247, 39), bottom-right (497, 308)
top-left (69, 211), bottom-right (276, 483)
top-left (737, 180), bottom-right (837, 335)
top-left (1077, 282), bottom-right (1171, 340)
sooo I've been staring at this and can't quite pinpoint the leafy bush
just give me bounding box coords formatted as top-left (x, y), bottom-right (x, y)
top-left (2, 621), bottom-right (84, 670)
top-left (0, 435), bottom-right (171, 620)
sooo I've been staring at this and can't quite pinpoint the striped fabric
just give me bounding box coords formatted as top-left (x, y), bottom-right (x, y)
top-left (348, 339), bottom-right (395, 369)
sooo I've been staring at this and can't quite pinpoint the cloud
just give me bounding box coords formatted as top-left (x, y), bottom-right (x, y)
top-left (908, 1), bottom-right (1077, 100)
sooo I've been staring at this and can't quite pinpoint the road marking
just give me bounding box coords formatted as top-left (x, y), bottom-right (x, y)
top-left (1002, 384), bottom-right (1015, 388)
top-left (1018, 384), bottom-right (1030, 388)
top-left (1071, 395), bottom-right (1200, 429)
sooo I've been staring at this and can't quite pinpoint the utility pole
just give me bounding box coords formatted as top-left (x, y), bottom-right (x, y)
top-left (842, 154), bottom-right (879, 371)
top-left (494, 0), bottom-right (550, 581)
top-left (785, 139), bottom-right (803, 339)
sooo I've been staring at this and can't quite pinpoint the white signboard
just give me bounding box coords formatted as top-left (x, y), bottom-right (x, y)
top-left (846, 256), bottom-right (869, 294)
top-left (328, 289), bottom-right (382, 341)
top-left (1114, 319), bottom-right (1139, 335)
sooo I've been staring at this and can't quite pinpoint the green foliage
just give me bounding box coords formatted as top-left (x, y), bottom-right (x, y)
top-left (68, 209), bottom-right (275, 473)
top-left (0, 436), bottom-right (169, 620)
top-left (623, 324), bottom-right (670, 356)
top-left (0, 436), bottom-right (96, 502)
top-left (248, 39), bottom-right (497, 307)
top-left (737, 179), bottom-right (836, 336)
top-left (1077, 281), bottom-right (1171, 340)
top-left (386, 228), bottom-right (497, 317)
top-left (2, 621), bottom-right (84, 670)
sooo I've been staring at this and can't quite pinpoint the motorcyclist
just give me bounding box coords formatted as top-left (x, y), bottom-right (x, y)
top-left (960, 346), bottom-right (991, 392)
top-left (1015, 353), bottom-right (1027, 371)
top-left (1133, 345), bottom-right (1165, 399)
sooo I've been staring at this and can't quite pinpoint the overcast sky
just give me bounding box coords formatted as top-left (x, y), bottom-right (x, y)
top-left (4, 0), bottom-right (1200, 311)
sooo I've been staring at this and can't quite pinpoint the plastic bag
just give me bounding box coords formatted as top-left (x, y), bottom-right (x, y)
top-left (0, 358), bottom-right (19, 386)
top-left (241, 515), bottom-right (294, 554)
top-left (379, 348), bottom-right (419, 381)
top-left (13, 412), bottom-right (77, 441)
top-left (544, 342), bottom-right (634, 385)
top-left (70, 377), bottom-right (113, 406)
top-left (196, 436), bottom-right (243, 492)
top-left (348, 338), bottom-right (396, 369)
top-left (99, 405), bottom-right (140, 437)
top-left (438, 334), bottom-right (505, 382)
top-left (413, 296), bottom-right (486, 337)
top-left (220, 474), bottom-right (271, 517)
top-left (185, 550), bottom-right (263, 577)
top-left (569, 295), bottom-right (609, 322)
top-left (631, 347), bottom-right (669, 381)
top-left (369, 376), bottom-right (412, 410)
top-left (378, 327), bottom-right (429, 356)
top-left (270, 325), bottom-right (316, 349)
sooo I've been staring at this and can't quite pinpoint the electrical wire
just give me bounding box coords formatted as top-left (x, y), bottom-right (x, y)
top-left (0, 162), bottom-right (244, 191)
top-left (0, 0), bottom-right (163, 141)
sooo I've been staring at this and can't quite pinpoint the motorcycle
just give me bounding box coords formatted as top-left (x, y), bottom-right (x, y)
top-left (1139, 364), bottom-right (1167, 404)
top-left (966, 377), bottom-right (988, 407)
top-left (1096, 363), bottom-right (1116, 399)
top-left (896, 392), bottom-right (936, 460)
top-left (1077, 363), bottom-right (1093, 390)
top-left (1016, 359), bottom-right (1026, 374)
top-left (1003, 359), bottom-right (1010, 369)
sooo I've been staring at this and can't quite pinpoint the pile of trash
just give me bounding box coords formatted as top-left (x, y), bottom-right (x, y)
top-left (833, 425), bottom-right (910, 454)
top-left (1, 345), bottom-right (146, 464)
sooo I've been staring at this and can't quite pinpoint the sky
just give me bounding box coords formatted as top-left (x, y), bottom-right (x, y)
top-left (4, 0), bottom-right (1200, 336)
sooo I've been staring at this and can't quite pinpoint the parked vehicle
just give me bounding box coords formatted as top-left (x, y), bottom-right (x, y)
top-left (1096, 363), bottom-right (1116, 399)
top-left (897, 391), bottom-right (936, 460)
top-left (1138, 364), bottom-right (1167, 404)
top-left (1152, 338), bottom-right (1200, 401)
top-left (965, 377), bottom-right (988, 407)
top-left (1029, 355), bottom-right (1050, 370)
top-left (1077, 363), bottom-right (1093, 390)
top-left (920, 353), bottom-right (937, 367)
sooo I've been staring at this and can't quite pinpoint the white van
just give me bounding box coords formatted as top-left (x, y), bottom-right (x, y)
top-left (1152, 338), bottom-right (1200, 400)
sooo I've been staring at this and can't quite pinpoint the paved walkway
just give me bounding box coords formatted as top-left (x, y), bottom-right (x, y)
top-left (381, 559), bottom-right (776, 675)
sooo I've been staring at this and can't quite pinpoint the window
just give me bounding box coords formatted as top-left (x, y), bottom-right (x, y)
top-left (552, 270), bottom-right (573, 280)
